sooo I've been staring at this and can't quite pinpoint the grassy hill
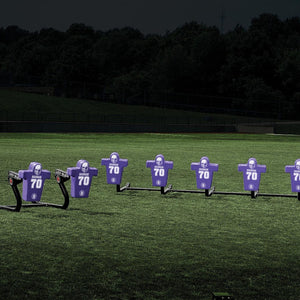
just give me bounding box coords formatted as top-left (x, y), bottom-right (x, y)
top-left (2, 88), bottom-right (296, 133)
top-left (0, 88), bottom-right (270, 123)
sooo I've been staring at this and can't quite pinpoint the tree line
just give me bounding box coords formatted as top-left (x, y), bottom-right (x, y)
top-left (0, 13), bottom-right (300, 119)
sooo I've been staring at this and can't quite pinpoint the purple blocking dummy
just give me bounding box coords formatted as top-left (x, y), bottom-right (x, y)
top-left (238, 158), bottom-right (266, 191)
top-left (18, 162), bottom-right (51, 201)
top-left (285, 159), bottom-right (300, 192)
top-left (67, 160), bottom-right (98, 198)
top-left (191, 156), bottom-right (219, 189)
top-left (146, 154), bottom-right (173, 187)
top-left (101, 152), bottom-right (128, 185)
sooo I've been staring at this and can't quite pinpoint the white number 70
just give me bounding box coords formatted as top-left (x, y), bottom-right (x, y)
top-left (246, 171), bottom-right (257, 180)
top-left (31, 178), bottom-right (42, 189)
top-left (294, 173), bottom-right (300, 181)
top-left (199, 170), bottom-right (209, 179)
top-left (154, 168), bottom-right (165, 176)
top-left (78, 176), bottom-right (90, 186)
top-left (109, 166), bottom-right (119, 174)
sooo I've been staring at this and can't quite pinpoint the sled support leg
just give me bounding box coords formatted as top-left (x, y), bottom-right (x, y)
top-left (0, 171), bottom-right (23, 212)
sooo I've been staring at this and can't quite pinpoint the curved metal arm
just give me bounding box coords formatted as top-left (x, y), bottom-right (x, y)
top-left (0, 171), bottom-right (23, 212)
top-left (1, 170), bottom-right (70, 212)
top-left (53, 169), bottom-right (70, 209)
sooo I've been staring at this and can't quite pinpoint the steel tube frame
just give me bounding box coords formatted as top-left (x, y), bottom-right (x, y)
top-left (116, 182), bottom-right (300, 200)
top-left (1, 169), bottom-right (70, 212)
top-left (0, 171), bottom-right (23, 212)
top-left (117, 183), bottom-right (173, 194)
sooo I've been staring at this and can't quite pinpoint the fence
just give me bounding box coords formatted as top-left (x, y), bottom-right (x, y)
top-left (1, 112), bottom-right (300, 134)
top-left (1, 86), bottom-right (300, 133)
top-left (0, 117), bottom-right (237, 133)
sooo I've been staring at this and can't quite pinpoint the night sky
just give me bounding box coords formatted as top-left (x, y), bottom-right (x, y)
top-left (1, 0), bottom-right (299, 34)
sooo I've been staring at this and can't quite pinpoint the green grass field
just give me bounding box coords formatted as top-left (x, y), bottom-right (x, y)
top-left (0, 132), bottom-right (300, 299)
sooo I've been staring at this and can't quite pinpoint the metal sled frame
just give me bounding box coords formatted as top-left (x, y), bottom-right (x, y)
top-left (171, 187), bottom-right (300, 200)
top-left (0, 169), bottom-right (70, 212)
top-left (170, 186), bottom-right (300, 200)
top-left (117, 183), bottom-right (300, 200)
top-left (117, 182), bottom-right (173, 194)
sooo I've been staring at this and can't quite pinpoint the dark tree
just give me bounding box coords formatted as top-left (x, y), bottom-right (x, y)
top-left (1, 13), bottom-right (300, 119)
